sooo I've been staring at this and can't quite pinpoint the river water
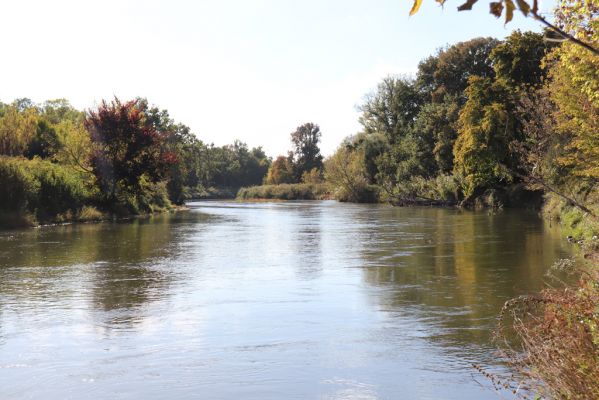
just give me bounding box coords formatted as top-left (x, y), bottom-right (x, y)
top-left (0, 201), bottom-right (571, 399)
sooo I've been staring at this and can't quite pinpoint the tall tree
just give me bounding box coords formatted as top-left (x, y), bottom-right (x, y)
top-left (416, 37), bottom-right (499, 104)
top-left (359, 76), bottom-right (421, 143)
top-left (290, 122), bottom-right (324, 179)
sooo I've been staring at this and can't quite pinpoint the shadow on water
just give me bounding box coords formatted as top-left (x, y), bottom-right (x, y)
top-left (0, 211), bottom-right (214, 329)
top-left (351, 206), bottom-right (570, 356)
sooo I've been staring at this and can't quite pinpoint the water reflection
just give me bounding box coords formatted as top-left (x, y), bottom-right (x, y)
top-left (0, 202), bottom-right (571, 400)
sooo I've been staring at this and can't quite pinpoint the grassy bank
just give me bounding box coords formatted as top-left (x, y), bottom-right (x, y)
top-left (0, 156), bottom-right (175, 229)
top-left (236, 183), bottom-right (331, 201)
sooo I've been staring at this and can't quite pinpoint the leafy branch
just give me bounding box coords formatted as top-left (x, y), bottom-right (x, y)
top-left (409, 0), bottom-right (599, 56)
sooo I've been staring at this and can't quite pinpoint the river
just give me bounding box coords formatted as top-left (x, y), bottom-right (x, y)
top-left (0, 201), bottom-right (571, 399)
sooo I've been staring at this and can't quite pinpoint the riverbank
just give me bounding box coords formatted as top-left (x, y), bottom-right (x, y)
top-left (237, 183), bottom-right (332, 201)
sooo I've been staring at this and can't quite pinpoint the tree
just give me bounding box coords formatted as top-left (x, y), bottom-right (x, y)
top-left (84, 98), bottom-right (176, 200)
top-left (290, 122), bottom-right (324, 178)
top-left (0, 103), bottom-right (38, 156)
top-left (490, 30), bottom-right (554, 89)
top-left (265, 154), bottom-right (295, 185)
top-left (453, 77), bottom-right (514, 199)
top-left (324, 144), bottom-right (372, 202)
top-left (416, 38), bottom-right (499, 104)
top-left (411, 97), bottom-right (461, 174)
top-left (359, 76), bottom-right (421, 143)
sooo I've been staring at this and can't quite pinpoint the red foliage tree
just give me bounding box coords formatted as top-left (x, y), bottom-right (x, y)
top-left (85, 97), bottom-right (176, 198)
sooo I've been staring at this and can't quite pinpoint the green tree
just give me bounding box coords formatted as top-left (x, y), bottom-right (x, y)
top-left (290, 122), bottom-right (324, 179)
top-left (416, 38), bottom-right (499, 103)
top-left (490, 30), bottom-right (554, 89)
top-left (359, 76), bottom-right (421, 143)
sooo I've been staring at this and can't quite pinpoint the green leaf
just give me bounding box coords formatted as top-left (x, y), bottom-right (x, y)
top-left (410, 0), bottom-right (423, 15)
top-left (457, 0), bottom-right (478, 11)
top-left (516, 0), bottom-right (530, 16)
top-left (505, 0), bottom-right (515, 23)
top-left (490, 1), bottom-right (504, 17)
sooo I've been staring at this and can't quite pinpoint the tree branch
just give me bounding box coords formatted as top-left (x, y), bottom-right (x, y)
top-left (532, 12), bottom-right (599, 56)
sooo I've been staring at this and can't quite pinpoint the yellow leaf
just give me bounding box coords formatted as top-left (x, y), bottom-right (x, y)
top-left (410, 0), bottom-right (423, 15)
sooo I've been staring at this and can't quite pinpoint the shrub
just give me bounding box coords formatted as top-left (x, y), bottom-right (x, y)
top-left (76, 206), bottom-right (104, 222)
top-left (0, 157), bottom-right (38, 214)
top-left (489, 258), bottom-right (599, 399)
top-left (237, 183), bottom-right (330, 200)
top-left (0, 156), bottom-right (90, 222)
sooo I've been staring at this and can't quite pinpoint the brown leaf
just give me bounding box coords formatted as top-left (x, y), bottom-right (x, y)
top-left (516, 0), bottom-right (530, 16)
top-left (505, 0), bottom-right (515, 23)
top-left (457, 0), bottom-right (478, 11)
top-left (410, 0), bottom-right (423, 15)
top-left (490, 1), bottom-right (504, 17)
top-left (436, 0), bottom-right (447, 4)
top-left (531, 0), bottom-right (538, 14)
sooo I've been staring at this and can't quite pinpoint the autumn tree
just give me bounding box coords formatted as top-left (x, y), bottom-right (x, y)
top-left (453, 76), bottom-right (514, 200)
top-left (85, 98), bottom-right (176, 200)
top-left (265, 154), bottom-right (295, 185)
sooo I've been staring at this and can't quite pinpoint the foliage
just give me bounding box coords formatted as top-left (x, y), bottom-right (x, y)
top-left (416, 38), bottom-right (499, 104)
top-left (409, 0), bottom-right (599, 55)
top-left (359, 76), bottom-right (421, 143)
top-left (547, 41), bottom-right (599, 180)
top-left (289, 122), bottom-right (324, 179)
top-left (0, 103), bottom-right (38, 157)
top-left (237, 183), bottom-right (330, 201)
top-left (0, 156), bottom-right (89, 221)
top-left (301, 167), bottom-right (324, 184)
top-left (490, 30), bottom-right (554, 89)
top-left (324, 144), bottom-right (379, 203)
top-left (492, 259), bottom-right (599, 399)
top-left (265, 154), bottom-right (295, 185)
top-left (453, 77), bottom-right (514, 199)
top-left (85, 97), bottom-right (177, 200)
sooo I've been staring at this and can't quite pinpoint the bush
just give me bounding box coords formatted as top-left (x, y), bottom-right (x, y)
top-left (543, 193), bottom-right (599, 240)
top-left (490, 259), bottom-right (599, 399)
top-left (0, 157), bottom-right (38, 214)
top-left (237, 183), bottom-right (330, 200)
top-left (333, 184), bottom-right (379, 203)
top-left (0, 156), bottom-right (90, 222)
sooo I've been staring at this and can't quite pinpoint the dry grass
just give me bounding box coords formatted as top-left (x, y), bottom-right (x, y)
top-left (483, 254), bottom-right (599, 399)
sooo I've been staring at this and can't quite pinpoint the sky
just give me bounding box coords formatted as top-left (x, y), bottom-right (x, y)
top-left (1, 0), bottom-right (556, 157)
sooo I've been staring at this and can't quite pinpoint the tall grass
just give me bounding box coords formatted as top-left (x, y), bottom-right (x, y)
top-left (237, 183), bottom-right (331, 200)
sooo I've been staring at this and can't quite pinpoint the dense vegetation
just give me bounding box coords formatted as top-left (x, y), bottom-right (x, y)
top-left (0, 98), bottom-right (271, 225)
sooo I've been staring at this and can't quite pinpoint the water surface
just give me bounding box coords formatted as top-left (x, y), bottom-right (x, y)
top-left (0, 201), bottom-right (571, 399)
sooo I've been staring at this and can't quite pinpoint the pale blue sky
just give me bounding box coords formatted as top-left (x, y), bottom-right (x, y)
top-left (1, 0), bottom-right (555, 156)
